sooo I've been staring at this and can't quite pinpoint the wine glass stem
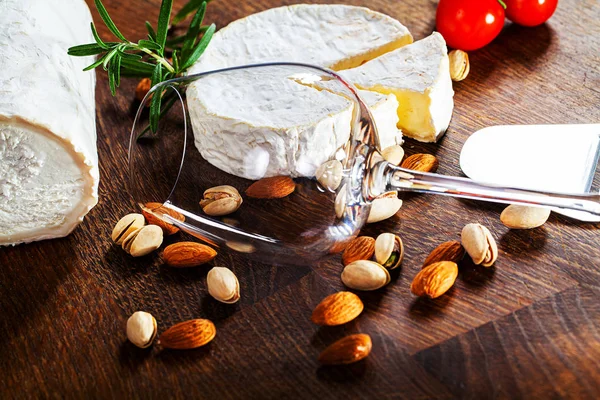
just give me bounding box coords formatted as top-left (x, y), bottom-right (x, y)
top-left (383, 165), bottom-right (600, 217)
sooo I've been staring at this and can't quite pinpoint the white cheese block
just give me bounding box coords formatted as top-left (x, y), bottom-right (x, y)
top-left (187, 5), bottom-right (411, 178)
top-left (341, 32), bottom-right (454, 143)
top-left (187, 68), bottom-right (354, 179)
top-left (191, 4), bottom-right (413, 73)
top-left (0, 0), bottom-right (98, 245)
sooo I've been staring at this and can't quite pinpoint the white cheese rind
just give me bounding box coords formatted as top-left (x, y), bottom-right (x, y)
top-left (341, 32), bottom-right (454, 142)
top-left (0, 0), bottom-right (98, 245)
top-left (190, 4), bottom-right (413, 73)
top-left (187, 68), bottom-right (354, 179)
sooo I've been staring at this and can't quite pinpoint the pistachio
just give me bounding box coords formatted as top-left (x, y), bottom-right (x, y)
top-left (112, 213), bottom-right (145, 245)
top-left (374, 233), bottom-right (404, 270)
top-left (123, 225), bottom-right (164, 257)
top-left (226, 241), bottom-right (256, 253)
top-left (200, 185), bottom-right (243, 216)
top-left (367, 192), bottom-right (403, 223)
top-left (461, 223), bottom-right (498, 267)
top-left (334, 183), bottom-right (347, 219)
top-left (500, 205), bottom-right (551, 229)
top-left (316, 160), bottom-right (343, 191)
top-left (207, 267), bottom-right (240, 304)
top-left (381, 145), bottom-right (405, 166)
top-left (449, 49), bottom-right (470, 82)
top-left (341, 260), bottom-right (391, 291)
top-left (126, 311), bottom-right (157, 348)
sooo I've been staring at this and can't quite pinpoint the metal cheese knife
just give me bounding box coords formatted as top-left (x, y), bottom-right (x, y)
top-left (460, 124), bottom-right (600, 221)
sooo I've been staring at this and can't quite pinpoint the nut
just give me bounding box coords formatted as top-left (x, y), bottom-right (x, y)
top-left (135, 77), bottom-right (152, 102)
top-left (126, 311), bottom-right (157, 348)
top-left (200, 185), bottom-right (243, 216)
top-left (401, 154), bottom-right (439, 173)
top-left (381, 145), bottom-right (405, 166)
top-left (341, 260), bottom-right (390, 291)
top-left (245, 176), bottom-right (295, 199)
top-left (367, 192), bottom-right (403, 223)
top-left (342, 236), bottom-right (375, 266)
top-left (410, 261), bottom-right (458, 298)
top-left (311, 291), bottom-right (364, 326)
top-left (374, 233), bottom-right (404, 270)
top-left (318, 334), bottom-right (372, 365)
top-left (449, 49), bottom-right (470, 81)
top-left (461, 223), bottom-right (498, 267)
top-left (158, 319), bottom-right (216, 350)
top-left (142, 202), bottom-right (185, 235)
top-left (500, 205), bottom-right (550, 229)
top-left (122, 225), bottom-right (163, 257)
top-left (207, 267), bottom-right (240, 304)
top-left (163, 242), bottom-right (217, 267)
top-left (316, 160), bottom-right (343, 191)
top-left (335, 183), bottom-right (348, 218)
top-left (112, 213), bottom-right (145, 245)
top-left (423, 241), bottom-right (465, 268)
top-left (226, 241), bottom-right (256, 253)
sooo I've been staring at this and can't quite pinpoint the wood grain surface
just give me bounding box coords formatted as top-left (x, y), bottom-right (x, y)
top-left (1, 0), bottom-right (600, 398)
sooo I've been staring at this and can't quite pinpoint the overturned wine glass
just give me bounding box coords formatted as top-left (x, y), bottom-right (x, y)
top-left (129, 62), bottom-right (600, 266)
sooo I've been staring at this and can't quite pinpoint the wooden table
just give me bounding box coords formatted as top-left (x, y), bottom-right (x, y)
top-left (2, 0), bottom-right (599, 398)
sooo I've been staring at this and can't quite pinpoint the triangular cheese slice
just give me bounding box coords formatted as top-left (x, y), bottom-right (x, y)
top-left (341, 33), bottom-right (454, 143)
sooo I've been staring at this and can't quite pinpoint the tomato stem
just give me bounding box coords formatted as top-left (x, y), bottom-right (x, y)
top-left (497, 0), bottom-right (507, 9)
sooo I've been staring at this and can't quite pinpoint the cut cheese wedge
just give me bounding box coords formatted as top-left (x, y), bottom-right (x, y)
top-left (191, 4), bottom-right (413, 73)
top-left (0, 0), bottom-right (98, 245)
top-left (341, 32), bottom-right (454, 142)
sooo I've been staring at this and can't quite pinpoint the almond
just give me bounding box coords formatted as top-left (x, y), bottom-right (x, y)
top-left (318, 334), bottom-right (372, 365)
top-left (422, 241), bottom-right (465, 268)
top-left (163, 242), bottom-right (217, 267)
top-left (245, 176), bottom-right (295, 199)
top-left (411, 261), bottom-right (458, 299)
top-left (158, 319), bottom-right (216, 350)
top-left (135, 77), bottom-right (152, 102)
top-left (401, 153), bottom-right (439, 173)
top-left (311, 291), bottom-right (364, 326)
top-left (142, 202), bottom-right (185, 235)
top-left (341, 236), bottom-right (375, 266)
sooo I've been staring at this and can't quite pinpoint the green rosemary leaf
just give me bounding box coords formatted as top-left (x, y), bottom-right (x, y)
top-left (156, 0), bottom-right (173, 53)
top-left (172, 0), bottom-right (207, 25)
top-left (94, 0), bottom-right (127, 41)
top-left (67, 43), bottom-right (106, 56)
top-left (145, 21), bottom-right (157, 42)
top-left (108, 57), bottom-right (117, 95)
top-left (102, 47), bottom-right (120, 70)
top-left (149, 64), bottom-right (164, 133)
top-left (83, 55), bottom-right (106, 71)
top-left (181, 1), bottom-right (206, 60)
top-left (117, 51), bottom-right (143, 61)
top-left (172, 50), bottom-right (180, 71)
top-left (89, 23), bottom-right (108, 50)
top-left (165, 34), bottom-right (187, 47)
top-left (180, 23), bottom-right (215, 70)
top-left (114, 53), bottom-right (122, 87)
top-left (120, 58), bottom-right (156, 76)
top-left (137, 94), bottom-right (178, 139)
top-left (138, 39), bottom-right (162, 51)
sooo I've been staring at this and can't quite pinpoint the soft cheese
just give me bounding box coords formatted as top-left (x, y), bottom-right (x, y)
top-left (187, 67), bottom-right (355, 179)
top-left (190, 4), bottom-right (413, 73)
top-left (187, 5), bottom-right (412, 178)
top-left (341, 33), bottom-right (454, 142)
top-left (0, 0), bottom-right (98, 245)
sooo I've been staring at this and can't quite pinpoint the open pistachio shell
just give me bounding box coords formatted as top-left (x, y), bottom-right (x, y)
top-left (374, 233), bottom-right (404, 270)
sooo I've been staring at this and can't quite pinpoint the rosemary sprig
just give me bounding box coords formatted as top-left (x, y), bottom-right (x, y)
top-left (68, 0), bottom-right (215, 134)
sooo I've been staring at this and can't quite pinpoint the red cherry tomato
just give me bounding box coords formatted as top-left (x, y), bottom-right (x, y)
top-left (436, 0), bottom-right (506, 51)
top-left (504, 0), bottom-right (558, 27)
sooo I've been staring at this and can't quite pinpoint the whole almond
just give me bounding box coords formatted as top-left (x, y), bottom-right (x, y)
top-left (318, 334), bottom-right (372, 365)
top-left (500, 204), bottom-right (550, 229)
top-left (142, 202), bottom-right (185, 235)
top-left (163, 242), bottom-right (217, 267)
top-left (246, 176), bottom-right (295, 199)
top-left (411, 261), bottom-right (458, 299)
top-left (342, 236), bottom-right (375, 266)
top-left (461, 223), bottom-right (498, 267)
top-left (423, 241), bottom-right (465, 268)
top-left (158, 319), bottom-right (216, 350)
top-left (401, 154), bottom-right (439, 173)
top-left (311, 291), bottom-right (364, 326)
top-left (135, 77), bottom-right (152, 102)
